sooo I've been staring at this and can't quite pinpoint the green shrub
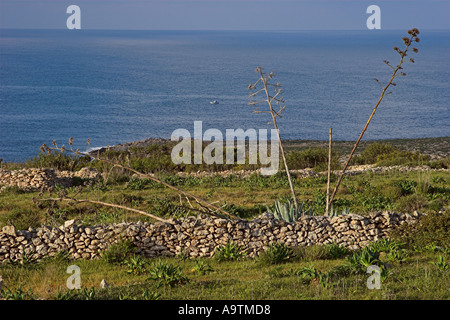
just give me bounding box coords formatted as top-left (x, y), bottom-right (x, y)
top-left (429, 157), bottom-right (450, 169)
top-left (344, 247), bottom-right (381, 273)
top-left (101, 239), bottom-right (137, 265)
top-left (124, 255), bottom-right (148, 275)
top-left (430, 255), bottom-right (449, 271)
top-left (360, 195), bottom-right (393, 211)
top-left (214, 241), bottom-right (247, 262)
top-left (368, 239), bottom-right (408, 263)
top-left (0, 208), bottom-right (42, 230)
top-left (192, 259), bottom-right (214, 275)
top-left (147, 196), bottom-right (192, 219)
top-left (126, 177), bottom-right (151, 190)
top-left (258, 243), bottom-right (294, 265)
top-left (351, 142), bottom-right (429, 166)
top-left (398, 180), bottom-right (417, 195)
top-left (390, 211), bottom-right (450, 250)
top-left (25, 151), bottom-right (90, 171)
top-left (292, 264), bottom-right (332, 288)
top-left (368, 238), bottom-right (404, 253)
top-left (148, 259), bottom-right (188, 287)
top-left (324, 243), bottom-right (351, 259)
top-left (286, 148), bottom-right (341, 171)
top-left (352, 142), bottom-right (397, 165)
top-left (394, 194), bottom-right (427, 212)
top-left (104, 167), bottom-right (131, 185)
top-left (295, 245), bottom-right (329, 261)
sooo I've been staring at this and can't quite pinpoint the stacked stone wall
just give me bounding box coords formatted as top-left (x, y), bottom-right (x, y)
top-left (0, 211), bottom-right (421, 262)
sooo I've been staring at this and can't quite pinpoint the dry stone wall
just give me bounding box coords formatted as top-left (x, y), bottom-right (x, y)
top-left (0, 211), bottom-right (422, 263)
top-left (0, 167), bottom-right (101, 192)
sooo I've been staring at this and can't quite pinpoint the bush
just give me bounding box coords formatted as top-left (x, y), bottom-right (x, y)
top-left (0, 208), bottom-right (42, 230)
top-left (258, 243), bottom-right (294, 265)
top-left (324, 243), bottom-right (351, 259)
top-left (390, 211), bottom-right (450, 250)
top-left (352, 142), bottom-right (397, 165)
top-left (429, 157), bottom-right (450, 169)
top-left (25, 151), bottom-right (90, 171)
top-left (352, 142), bottom-right (429, 166)
top-left (124, 255), bottom-right (148, 275)
top-left (394, 194), bottom-right (427, 212)
top-left (214, 241), bottom-right (247, 262)
top-left (192, 259), bottom-right (214, 275)
top-left (126, 177), bottom-right (151, 190)
top-left (398, 180), bottom-right (417, 195)
top-left (344, 247), bottom-right (381, 273)
top-left (101, 239), bottom-right (137, 264)
top-left (148, 260), bottom-right (188, 287)
top-left (286, 148), bottom-right (341, 172)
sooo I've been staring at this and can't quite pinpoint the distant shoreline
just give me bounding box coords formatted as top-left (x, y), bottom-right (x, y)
top-left (91, 136), bottom-right (450, 160)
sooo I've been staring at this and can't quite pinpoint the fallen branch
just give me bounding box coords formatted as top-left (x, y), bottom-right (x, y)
top-left (39, 197), bottom-right (170, 223)
top-left (40, 144), bottom-right (239, 220)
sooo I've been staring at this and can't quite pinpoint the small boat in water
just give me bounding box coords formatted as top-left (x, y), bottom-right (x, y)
top-left (210, 100), bottom-right (219, 105)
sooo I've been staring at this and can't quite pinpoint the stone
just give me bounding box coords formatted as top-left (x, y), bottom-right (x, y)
top-left (2, 225), bottom-right (16, 236)
top-left (65, 220), bottom-right (76, 228)
top-left (100, 279), bottom-right (109, 288)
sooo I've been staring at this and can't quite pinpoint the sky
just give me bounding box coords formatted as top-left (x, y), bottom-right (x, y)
top-left (0, 0), bottom-right (449, 30)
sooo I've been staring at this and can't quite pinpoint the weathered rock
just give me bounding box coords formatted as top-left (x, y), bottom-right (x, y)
top-left (100, 279), bottom-right (109, 288)
top-left (2, 225), bottom-right (16, 237)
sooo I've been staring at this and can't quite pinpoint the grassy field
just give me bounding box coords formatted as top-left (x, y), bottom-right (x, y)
top-left (0, 139), bottom-right (449, 300)
top-left (1, 240), bottom-right (449, 300)
top-left (1, 168), bottom-right (448, 229)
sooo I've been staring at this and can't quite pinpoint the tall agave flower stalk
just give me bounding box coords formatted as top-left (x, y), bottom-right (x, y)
top-left (328, 28), bottom-right (420, 209)
top-left (248, 67), bottom-right (298, 209)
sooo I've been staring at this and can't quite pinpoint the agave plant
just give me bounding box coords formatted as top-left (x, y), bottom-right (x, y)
top-left (267, 198), bottom-right (314, 223)
top-left (326, 206), bottom-right (351, 217)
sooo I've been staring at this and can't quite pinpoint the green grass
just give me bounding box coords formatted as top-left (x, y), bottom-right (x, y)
top-left (1, 167), bottom-right (449, 229)
top-left (1, 244), bottom-right (448, 300)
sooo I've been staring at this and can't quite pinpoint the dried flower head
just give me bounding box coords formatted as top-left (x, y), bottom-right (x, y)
top-left (412, 28), bottom-right (420, 35)
top-left (40, 144), bottom-right (47, 153)
top-left (414, 37), bottom-right (420, 43)
top-left (412, 47), bottom-right (419, 53)
top-left (52, 140), bottom-right (57, 146)
top-left (69, 137), bottom-right (73, 147)
top-left (410, 58), bottom-right (415, 63)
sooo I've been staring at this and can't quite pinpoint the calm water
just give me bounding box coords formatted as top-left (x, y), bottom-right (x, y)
top-left (0, 29), bottom-right (449, 162)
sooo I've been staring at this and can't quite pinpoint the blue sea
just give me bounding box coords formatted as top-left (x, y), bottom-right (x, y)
top-left (0, 29), bottom-right (449, 162)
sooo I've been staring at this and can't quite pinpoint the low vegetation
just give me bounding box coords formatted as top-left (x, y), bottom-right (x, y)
top-left (1, 233), bottom-right (448, 300)
top-left (0, 139), bottom-right (449, 300)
